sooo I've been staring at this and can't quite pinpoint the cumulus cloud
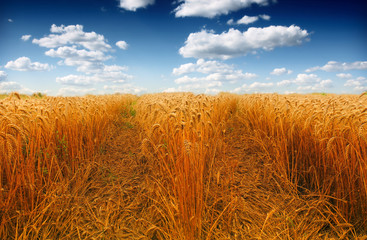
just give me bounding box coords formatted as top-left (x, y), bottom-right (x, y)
top-left (237, 15), bottom-right (259, 25)
top-left (0, 71), bottom-right (7, 81)
top-left (0, 81), bottom-right (33, 94)
top-left (56, 65), bottom-right (133, 86)
top-left (270, 67), bottom-right (292, 75)
top-left (5, 57), bottom-right (52, 71)
top-left (294, 73), bottom-right (320, 85)
top-left (45, 46), bottom-right (110, 73)
top-left (228, 14), bottom-right (271, 25)
top-left (344, 77), bottom-right (367, 91)
top-left (32, 24), bottom-right (132, 88)
top-left (56, 75), bottom-right (94, 86)
top-left (163, 85), bottom-right (222, 94)
top-left (57, 86), bottom-right (96, 96)
top-left (276, 73), bottom-right (333, 92)
top-left (306, 61), bottom-right (367, 72)
top-left (259, 14), bottom-right (271, 20)
top-left (276, 79), bottom-right (292, 87)
top-left (21, 35), bottom-right (32, 41)
top-left (116, 41), bottom-right (128, 50)
top-left (33, 24), bottom-right (111, 51)
top-left (119, 0), bottom-right (155, 11)
top-left (179, 25), bottom-right (309, 59)
top-left (173, 58), bottom-right (256, 78)
top-left (336, 73), bottom-right (353, 79)
top-left (227, 19), bottom-right (235, 25)
top-left (297, 79), bottom-right (333, 91)
top-left (103, 83), bottom-right (146, 94)
top-left (0, 82), bottom-right (21, 93)
top-left (171, 59), bottom-right (256, 93)
top-left (174, 0), bottom-right (272, 18)
top-left (232, 81), bottom-right (274, 93)
top-left (0, 71), bottom-right (33, 94)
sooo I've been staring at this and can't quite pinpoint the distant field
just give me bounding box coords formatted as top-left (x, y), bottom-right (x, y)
top-left (1, 92), bottom-right (366, 239)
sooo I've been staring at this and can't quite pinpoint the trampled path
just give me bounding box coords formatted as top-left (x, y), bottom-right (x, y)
top-left (90, 118), bottom-right (360, 239)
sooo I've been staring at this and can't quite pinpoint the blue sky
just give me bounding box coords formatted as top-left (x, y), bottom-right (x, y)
top-left (0, 0), bottom-right (366, 96)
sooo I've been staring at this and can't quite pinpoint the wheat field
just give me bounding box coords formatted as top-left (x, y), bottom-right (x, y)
top-left (0, 92), bottom-right (366, 239)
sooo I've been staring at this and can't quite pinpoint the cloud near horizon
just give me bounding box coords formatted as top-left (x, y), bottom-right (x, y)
top-left (344, 77), bottom-right (367, 91)
top-left (5, 57), bottom-right (52, 71)
top-left (276, 73), bottom-right (333, 92)
top-left (31, 24), bottom-right (134, 90)
top-left (232, 82), bottom-right (274, 93)
top-left (0, 71), bottom-right (7, 81)
top-left (179, 25), bottom-right (309, 59)
top-left (0, 81), bottom-right (33, 94)
top-left (169, 58), bottom-right (257, 93)
top-left (306, 61), bottom-right (367, 72)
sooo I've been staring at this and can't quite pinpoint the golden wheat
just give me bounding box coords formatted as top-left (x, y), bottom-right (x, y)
top-left (1, 92), bottom-right (366, 239)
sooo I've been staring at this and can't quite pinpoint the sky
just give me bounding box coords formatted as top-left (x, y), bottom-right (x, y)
top-left (0, 0), bottom-right (366, 96)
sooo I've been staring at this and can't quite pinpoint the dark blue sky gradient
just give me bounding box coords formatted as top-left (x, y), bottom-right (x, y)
top-left (0, 0), bottom-right (366, 95)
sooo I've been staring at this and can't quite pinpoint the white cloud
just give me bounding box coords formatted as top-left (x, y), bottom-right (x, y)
top-left (0, 81), bottom-right (33, 94)
top-left (320, 79), bottom-right (333, 88)
top-left (45, 46), bottom-right (110, 73)
top-left (179, 25), bottom-right (309, 59)
top-left (30, 24), bottom-right (140, 95)
top-left (227, 19), bottom-right (235, 25)
top-left (173, 59), bottom-right (256, 78)
top-left (276, 79), bottom-right (292, 87)
top-left (270, 67), bottom-right (292, 75)
top-left (174, 0), bottom-right (272, 18)
top-left (171, 59), bottom-right (257, 93)
top-left (103, 65), bottom-right (128, 72)
top-left (56, 75), bottom-right (94, 86)
top-left (228, 14), bottom-right (271, 25)
top-left (163, 84), bottom-right (221, 93)
top-left (21, 35), bottom-right (32, 41)
top-left (5, 57), bottom-right (52, 72)
top-left (116, 40), bottom-right (128, 50)
top-left (237, 15), bottom-right (259, 25)
top-left (103, 84), bottom-right (146, 94)
top-left (119, 0), bottom-right (155, 11)
top-left (163, 88), bottom-right (176, 93)
top-left (259, 14), bottom-right (270, 20)
top-left (33, 24), bottom-right (111, 51)
top-left (344, 77), bottom-right (367, 91)
top-left (306, 61), bottom-right (367, 72)
top-left (297, 79), bottom-right (333, 91)
top-left (0, 71), bottom-right (7, 81)
top-left (173, 59), bottom-right (256, 83)
top-left (0, 82), bottom-right (21, 93)
top-left (56, 65), bottom-right (132, 86)
top-left (8, 19), bottom-right (13, 23)
top-left (232, 81), bottom-right (274, 93)
top-left (294, 73), bottom-right (320, 85)
top-left (32, 24), bottom-right (133, 87)
top-left (336, 73), bottom-right (353, 79)
top-left (276, 73), bottom-right (333, 92)
top-left (57, 86), bottom-right (96, 96)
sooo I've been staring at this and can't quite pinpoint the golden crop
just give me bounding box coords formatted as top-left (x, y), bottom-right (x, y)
top-left (0, 92), bottom-right (366, 239)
